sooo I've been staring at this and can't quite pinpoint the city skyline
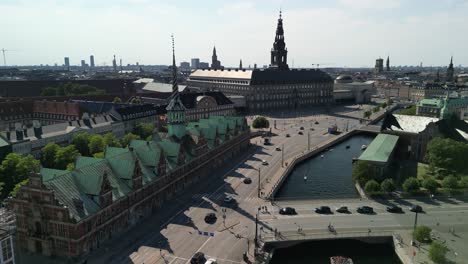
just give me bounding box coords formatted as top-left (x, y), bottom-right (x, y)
top-left (1, 0), bottom-right (468, 67)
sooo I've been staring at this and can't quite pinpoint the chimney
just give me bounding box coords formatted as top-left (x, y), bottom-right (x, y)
top-left (22, 125), bottom-right (28, 138)
top-left (33, 120), bottom-right (43, 138)
top-left (14, 123), bottom-right (23, 141)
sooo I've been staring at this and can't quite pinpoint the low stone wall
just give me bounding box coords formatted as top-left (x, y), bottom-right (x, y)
top-left (355, 182), bottom-right (368, 199)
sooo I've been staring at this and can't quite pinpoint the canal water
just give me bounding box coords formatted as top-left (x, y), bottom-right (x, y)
top-left (270, 239), bottom-right (401, 264)
top-left (275, 133), bottom-right (375, 200)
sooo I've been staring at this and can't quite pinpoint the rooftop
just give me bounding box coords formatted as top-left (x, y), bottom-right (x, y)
top-left (358, 134), bottom-right (399, 163)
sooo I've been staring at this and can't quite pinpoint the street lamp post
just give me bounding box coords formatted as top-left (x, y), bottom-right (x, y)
top-left (307, 131), bottom-right (310, 151)
top-left (254, 207), bottom-right (260, 257)
top-left (257, 167), bottom-right (261, 198)
top-left (281, 144), bottom-right (284, 167)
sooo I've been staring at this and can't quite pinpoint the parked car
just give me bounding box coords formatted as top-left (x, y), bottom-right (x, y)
top-left (262, 160), bottom-right (268, 165)
top-left (315, 206), bottom-right (332, 214)
top-left (386, 205), bottom-right (403, 213)
top-left (205, 259), bottom-right (217, 264)
top-left (224, 195), bottom-right (234, 203)
top-left (335, 206), bottom-right (349, 213)
top-left (300, 126), bottom-right (304, 130)
top-left (191, 252), bottom-right (206, 264)
top-left (243, 177), bottom-right (252, 184)
top-left (410, 205), bottom-right (423, 213)
top-left (276, 147), bottom-right (281, 151)
top-left (357, 206), bottom-right (374, 214)
top-left (279, 207), bottom-right (297, 215)
top-left (298, 131), bottom-right (303, 135)
top-left (204, 213), bottom-right (217, 224)
top-left (286, 134), bottom-right (290, 137)
top-left (314, 121), bottom-right (319, 124)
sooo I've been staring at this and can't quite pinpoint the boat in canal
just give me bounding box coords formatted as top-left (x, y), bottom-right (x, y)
top-left (361, 144), bottom-right (367, 150)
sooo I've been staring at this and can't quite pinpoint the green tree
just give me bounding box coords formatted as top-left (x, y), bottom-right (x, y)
top-left (363, 111), bottom-right (372, 119)
top-left (422, 177), bottom-right (439, 194)
top-left (10, 179), bottom-right (29, 197)
top-left (72, 133), bottom-right (91, 156)
top-left (93, 152), bottom-right (105, 159)
top-left (441, 175), bottom-right (458, 189)
top-left (352, 160), bottom-right (371, 185)
top-left (121, 133), bottom-right (140, 147)
top-left (459, 176), bottom-right (468, 188)
top-left (41, 87), bottom-right (57, 96)
top-left (426, 138), bottom-right (468, 174)
top-left (373, 106), bottom-right (381, 113)
top-left (103, 133), bottom-right (121, 148)
top-left (113, 97), bottom-right (122, 103)
top-left (0, 154), bottom-right (39, 198)
top-left (428, 241), bottom-right (448, 263)
top-left (252, 116), bottom-right (269, 129)
top-left (364, 180), bottom-right (381, 194)
top-left (381, 178), bottom-right (396, 193)
top-left (66, 163), bottom-right (75, 171)
top-left (131, 98), bottom-right (141, 104)
top-left (133, 123), bottom-right (155, 139)
top-left (55, 145), bottom-right (79, 170)
top-left (413, 225), bottom-right (432, 243)
top-left (381, 102), bottom-right (388, 108)
top-left (88, 134), bottom-right (104, 155)
top-left (403, 177), bottom-right (420, 193)
top-left (41, 143), bottom-right (60, 168)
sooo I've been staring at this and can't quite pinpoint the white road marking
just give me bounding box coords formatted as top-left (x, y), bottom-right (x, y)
top-left (186, 238), bottom-right (212, 264)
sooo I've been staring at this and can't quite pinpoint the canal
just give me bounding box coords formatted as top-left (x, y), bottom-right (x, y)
top-left (270, 239), bottom-right (401, 264)
top-left (275, 133), bottom-right (375, 200)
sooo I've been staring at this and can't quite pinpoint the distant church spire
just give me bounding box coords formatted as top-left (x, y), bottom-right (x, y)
top-left (386, 56), bottom-right (390, 71)
top-left (446, 56), bottom-right (454, 82)
top-left (171, 34), bottom-right (178, 94)
top-left (269, 10), bottom-right (289, 70)
top-left (211, 45), bottom-right (222, 69)
top-left (239, 59), bottom-right (243, 70)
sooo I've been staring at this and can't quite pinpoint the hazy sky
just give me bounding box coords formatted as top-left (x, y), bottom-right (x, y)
top-left (1, 0), bottom-right (467, 67)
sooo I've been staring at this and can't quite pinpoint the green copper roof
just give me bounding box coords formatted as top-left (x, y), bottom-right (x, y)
top-left (105, 147), bottom-right (136, 180)
top-left (358, 134), bottom-right (399, 163)
top-left (418, 98), bottom-right (443, 108)
top-left (40, 168), bottom-right (70, 182)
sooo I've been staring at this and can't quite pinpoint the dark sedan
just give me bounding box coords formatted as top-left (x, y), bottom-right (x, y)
top-left (410, 205), bottom-right (423, 213)
top-left (315, 206), bottom-right (332, 214)
top-left (386, 206), bottom-right (403, 213)
top-left (357, 206), bottom-right (374, 214)
top-left (279, 207), bottom-right (297, 215)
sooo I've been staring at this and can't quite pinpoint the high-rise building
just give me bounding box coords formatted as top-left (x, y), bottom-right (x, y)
top-left (64, 57), bottom-right (70, 70)
top-left (446, 56), bottom-right (454, 82)
top-left (112, 55), bottom-right (117, 72)
top-left (191, 58), bottom-right (200, 69)
top-left (90, 55), bottom-right (95, 68)
top-left (386, 56), bottom-right (390, 71)
top-left (375, 58), bottom-right (384, 73)
top-left (180, 62), bottom-right (190, 69)
top-left (199, 62), bottom-right (209, 69)
top-left (211, 46), bottom-right (222, 69)
top-left (81, 60), bottom-right (86, 71)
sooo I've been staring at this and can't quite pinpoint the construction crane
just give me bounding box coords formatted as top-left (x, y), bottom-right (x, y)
top-left (1, 49), bottom-right (17, 67)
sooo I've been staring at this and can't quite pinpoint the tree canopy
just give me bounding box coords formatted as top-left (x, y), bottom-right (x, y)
top-left (0, 153), bottom-right (39, 198)
top-left (381, 178), bottom-right (396, 193)
top-left (121, 133), bottom-right (140, 147)
top-left (413, 225), bottom-right (432, 243)
top-left (252, 117), bottom-right (269, 129)
top-left (429, 241), bottom-right (448, 263)
top-left (54, 145), bottom-right (79, 170)
top-left (352, 160), bottom-right (371, 185)
top-left (72, 133), bottom-right (91, 156)
top-left (364, 180), bottom-right (381, 194)
top-left (88, 134), bottom-right (105, 155)
top-left (427, 138), bottom-right (468, 174)
top-left (402, 177), bottom-right (420, 193)
top-left (133, 123), bottom-right (154, 139)
top-left (41, 82), bottom-right (104, 96)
